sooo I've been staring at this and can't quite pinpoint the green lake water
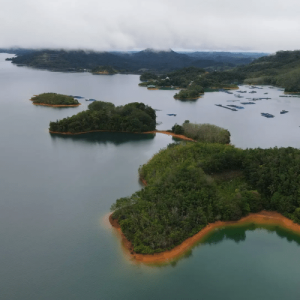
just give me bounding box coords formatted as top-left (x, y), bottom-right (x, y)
top-left (1, 54), bottom-right (300, 300)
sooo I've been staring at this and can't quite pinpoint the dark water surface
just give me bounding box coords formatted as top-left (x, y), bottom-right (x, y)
top-left (1, 54), bottom-right (300, 300)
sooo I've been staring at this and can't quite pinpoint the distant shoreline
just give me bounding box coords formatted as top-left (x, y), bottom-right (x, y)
top-left (109, 211), bottom-right (300, 264)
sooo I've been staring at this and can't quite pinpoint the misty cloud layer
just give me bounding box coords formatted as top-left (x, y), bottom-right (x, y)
top-left (1, 0), bottom-right (299, 51)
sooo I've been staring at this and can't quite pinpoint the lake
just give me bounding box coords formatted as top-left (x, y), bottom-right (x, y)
top-left (1, 53), bottom-right (300, 300)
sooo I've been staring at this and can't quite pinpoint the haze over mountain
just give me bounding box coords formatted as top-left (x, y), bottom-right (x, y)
top-left (6, 48), bottom-right (267, 73)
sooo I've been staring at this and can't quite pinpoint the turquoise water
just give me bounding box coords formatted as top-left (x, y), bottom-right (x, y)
top-left (1, 54), bottom-right (300, 300)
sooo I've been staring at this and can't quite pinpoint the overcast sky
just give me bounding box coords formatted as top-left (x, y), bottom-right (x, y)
top-left (1, 0), bottom-right (299, 52)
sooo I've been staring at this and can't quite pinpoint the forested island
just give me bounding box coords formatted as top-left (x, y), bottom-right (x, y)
top-left (111, 141), bottom-right (300, 256)
top-left (49, 101), bottom-right (156, 133)
top-left (30, 93), bottom-right (80, 107)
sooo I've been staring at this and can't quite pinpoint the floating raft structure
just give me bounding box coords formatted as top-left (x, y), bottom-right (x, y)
top-left (261, 112), bottom-right (274, 118)
top-left (166, 113), bottom-right (177, 116)
top-left (73, 96), bottom-right (84, 99)
top-left (215, 104), bottom-right (237, 111)
top-left (280, 110), bottom-right (288, 114)
top-left (234, 94), bottom-right (243, 98)
top-left (249, 91), bottom-right (257, 94)
top-left (227, 100), bottom-right (240, 102)
top-left (236, 91), bottom-right (247, 93)
top-left (227, 105), bottom-right (244, 109)
top-left (86, 99), bottom-right (96, 101)
top-left (241, 102), bottom-right (255, 105)
top-left (249, 86), bottom-right (263, 89)
top-left (279, 95), bottom-right (300, 98)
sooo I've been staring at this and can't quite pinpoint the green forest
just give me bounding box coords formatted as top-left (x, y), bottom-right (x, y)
top-left (139, 67), bottom-right (240, 100)
top-left (111, 142), bottom-right (300, 254)
top-left (49, 101), bottom-right (156, 133)
top-left (140, 50), bottom-right (300, 94)
top-left (31, 93), bottom-right (79, 105)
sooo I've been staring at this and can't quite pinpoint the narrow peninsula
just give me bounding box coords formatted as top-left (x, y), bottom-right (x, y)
top-left (30, 93), bottom-right (81, 107)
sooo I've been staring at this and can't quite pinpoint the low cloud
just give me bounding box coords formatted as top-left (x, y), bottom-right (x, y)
top-left (1, 0), bottom-right (299, 52)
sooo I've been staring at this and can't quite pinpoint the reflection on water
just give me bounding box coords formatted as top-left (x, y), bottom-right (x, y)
top-left (162, 223), bottom-right (300, 268)
top-left (50, 131), bottom-right (155, 146)
top-left (202, 223), bottom-right (300, 246)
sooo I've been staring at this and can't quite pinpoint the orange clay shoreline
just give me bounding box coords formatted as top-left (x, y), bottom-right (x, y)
top-left (32, 103), bottom-right (81, 107)
top-left (49, 129), bottom-right (196, 142)
top-left (30, 98), bottom-right (81, 107)
top-left (109, 211), bottom-right (300, 264)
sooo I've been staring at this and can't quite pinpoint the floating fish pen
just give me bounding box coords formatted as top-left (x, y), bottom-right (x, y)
top-left (227, 105), bottom-right (244, 109)
top-left (261, 113), bottom-right (274, 118)
top-left (86, 99), bottom-right (96, 101)
top-left (227, 100), bottom-right (240, 102)
top-left (73, 96), bottom-right (84, 99)
top-left (234, 94), bottom-right (243, 98)
top-left (236, 91), bottom-right (247, 93)
top-left (249, 91), bottom-right (257, 94)
top-left (279, 95), bottom-right (300, 98)
top-left (280, 110), bottom-right (288, 114)
top-left (241, 102), bottom-right (255, 105)
top-left (215, 104), bottom-right (237, 111)
top-left (166, 114), bottom-right (177, 116)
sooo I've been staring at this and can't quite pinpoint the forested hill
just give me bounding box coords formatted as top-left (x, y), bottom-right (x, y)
top-left (8, 48), bottom-right (266, 73)
top-left (139, 50), bottom-right (300, 93)
top-left (235, 50), bottom-right (300, 92)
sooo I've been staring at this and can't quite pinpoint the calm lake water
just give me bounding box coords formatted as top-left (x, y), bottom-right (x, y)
top-left (1, 53), bottom-right (300, 300)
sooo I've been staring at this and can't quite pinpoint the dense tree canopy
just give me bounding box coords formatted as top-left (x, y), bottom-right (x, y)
top-left (49, 101), bottom-right (156, 133)
top-left (111, 142), bottom-right (300, 254)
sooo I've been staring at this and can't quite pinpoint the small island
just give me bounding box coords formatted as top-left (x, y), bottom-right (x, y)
top-left (173, 86), bottom-right (204, 100)
top-left (30, 93), bottom-right (81, 107)
top-left (110, 138), bottom-right (300, 261)
top-left (171, 121), bottom-right (230, 143)
top-left (49, 101), bottom-right (156, 134)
